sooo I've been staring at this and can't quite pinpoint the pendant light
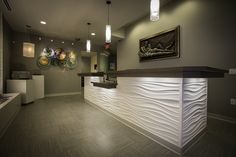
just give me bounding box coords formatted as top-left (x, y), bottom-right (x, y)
top-left (23, 25), bottom-right (35, 58)
top-left (23, 42), bottom-right (35, 57)
top-left (150, 0), bottom-right (160, 21)
top-left (86, 22), bottom-right (91, 52)
top-left (105, 1), bottom-right (111, 43)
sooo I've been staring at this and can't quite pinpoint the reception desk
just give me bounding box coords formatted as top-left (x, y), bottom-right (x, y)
top-left (78, 67), bottom-right (228, 154)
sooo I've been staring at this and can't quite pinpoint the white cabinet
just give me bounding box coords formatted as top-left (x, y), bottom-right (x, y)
top-left (7, 80), bottom-right (35, 104)
top-left (0, 93), bottom-right (21, 137)
top-left (32, 75), bottom-right (44, 99)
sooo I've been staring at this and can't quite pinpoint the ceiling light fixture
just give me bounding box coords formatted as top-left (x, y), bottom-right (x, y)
top-left (105, 1), bottom-right (111, 43)
top-left (72, 42), bottom-right (74, 45)
top-left (40, 21), bottom-right (46, 25)
top-left (23, 25), bottom-right (35, 58)
top-left (91, 33), bottom-right (96, 36)
top-left (86, 23), bottom-right (91, 52)
top-left (150, 0), bottom-right (160, 21)
top-left (51, 39), bottom-right (53, 42)
top-left (61, 41), bottom-right (64, 44)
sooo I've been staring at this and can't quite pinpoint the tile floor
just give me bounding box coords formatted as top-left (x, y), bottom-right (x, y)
top-left (0, 95), bottom-right (235, 157)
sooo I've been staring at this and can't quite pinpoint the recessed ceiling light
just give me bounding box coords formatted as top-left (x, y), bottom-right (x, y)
top-left (61, 41), bottom-right (64, 44)
top-left (38, 37), bottom-right (42, 40)
top-left (40, 21), bottom-right (46, 25)
top-left (72, 43), bottom-right (74, 45)
top-left (51, 39), bottom-right (53, 42)
top-left (91, 33), bottom-right (96, 36)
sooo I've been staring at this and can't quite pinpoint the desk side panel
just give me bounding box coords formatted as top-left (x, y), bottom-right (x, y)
top-left (182, 78), bottom-right (207, 147)
top-left (85, 77), bottom-right (182, 147)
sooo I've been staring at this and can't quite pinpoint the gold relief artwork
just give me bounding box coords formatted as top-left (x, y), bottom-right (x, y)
top-left (37, 48), bottom-right (78, 70)
top-left (58, 52), bottom-right (66, 60)
top-left (39, 56), bottom-right (49, 65)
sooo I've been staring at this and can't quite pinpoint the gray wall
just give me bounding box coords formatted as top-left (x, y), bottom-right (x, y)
top-left (117, 1), bottom-right (236, 118)
top-left (99, 55), bottom-right (108, 72)
top-left (108, 54), bottom-right (117, 71)
top-left (81, 57), bottom-right (91, 73)
top-left (2, 16), bottom-right (12, 93)
top-left (11, 32), bottom-right (83, 95)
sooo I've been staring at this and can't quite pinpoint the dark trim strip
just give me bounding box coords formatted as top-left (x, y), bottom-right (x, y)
top-left (78, 66), bottom-right (228, 78)
top-left (77, 72), bottom-right (104, 77)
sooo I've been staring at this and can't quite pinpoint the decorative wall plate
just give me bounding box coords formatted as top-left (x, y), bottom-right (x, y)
top-left (42, 48), bottom-right (55, 57)
top-left (55, 48), bottom-right (63, 55)
top-left (37, 56), bottom-right (51, 69)
top-left (38, 56), bottom-right (49, 65)
top-left (57, 51), bottom-right (67, 60)
top-left (66, 58), bottom-right (78, 69)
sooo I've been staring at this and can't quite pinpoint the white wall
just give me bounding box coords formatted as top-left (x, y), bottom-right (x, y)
top-left (117, 1), bottom-right (236, 118)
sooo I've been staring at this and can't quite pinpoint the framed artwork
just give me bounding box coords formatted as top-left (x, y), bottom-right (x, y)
top-left (138, 26), bottom-right (180, 62)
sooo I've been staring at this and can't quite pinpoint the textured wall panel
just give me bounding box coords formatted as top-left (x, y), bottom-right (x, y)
top-left (182, 78), bottom-right (207, 147)
top-left (85, 77), bottom-right (182, 146)
top-left (85, 77), bottom-right (208, 148)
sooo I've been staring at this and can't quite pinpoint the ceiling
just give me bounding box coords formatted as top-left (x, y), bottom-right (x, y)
top-left (0, 0), bottom-right (172, 47)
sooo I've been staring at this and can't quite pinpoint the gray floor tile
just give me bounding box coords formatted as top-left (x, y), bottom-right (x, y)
top-left (0, 95), bottom-right (235, 157)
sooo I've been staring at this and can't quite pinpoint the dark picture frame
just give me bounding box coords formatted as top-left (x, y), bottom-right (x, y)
top-left (138, 26), bottom-right (180, 62)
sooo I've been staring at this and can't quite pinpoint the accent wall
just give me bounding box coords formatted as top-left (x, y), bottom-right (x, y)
top-left (10, 32), bottom-right (91, 96)
top-left (117, 1), bottom-right (236, 118)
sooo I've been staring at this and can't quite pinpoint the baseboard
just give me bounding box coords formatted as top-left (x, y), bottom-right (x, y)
top-left (208, 112), bottom-right (236, 124)
top-left (84, 99), bottom-right (183, 155)
top-left (45, 92), bottom-right (81, 97)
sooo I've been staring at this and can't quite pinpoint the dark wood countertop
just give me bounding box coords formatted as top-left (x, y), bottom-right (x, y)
top-left (91, 82), bottom-right (117, 89)
top-left (78, 66), bottom-right (228, 78)
top-left (77, 72), bottom-right (104, 77)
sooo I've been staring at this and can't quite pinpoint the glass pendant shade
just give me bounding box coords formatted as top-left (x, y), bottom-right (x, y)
top-left (150, 0), bottom-right (160, 21)
top-left (23, 42), bottom-right (35, 57)
top-left (86, 22), bottom-right (91, 53)
top-left (86, 40), bottom-right (91, 52)
top-left (105, 25), bottom-right (111, 43)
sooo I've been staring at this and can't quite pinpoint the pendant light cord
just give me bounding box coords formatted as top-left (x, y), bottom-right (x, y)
top-left (87, 23), bottom-right (91, 39)
top-left (106, 1), bottom-right (111, 25)
top-left (107, 3), bottom-right (109, 24)
top-left (25, 25), bottom-right (32, 42)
